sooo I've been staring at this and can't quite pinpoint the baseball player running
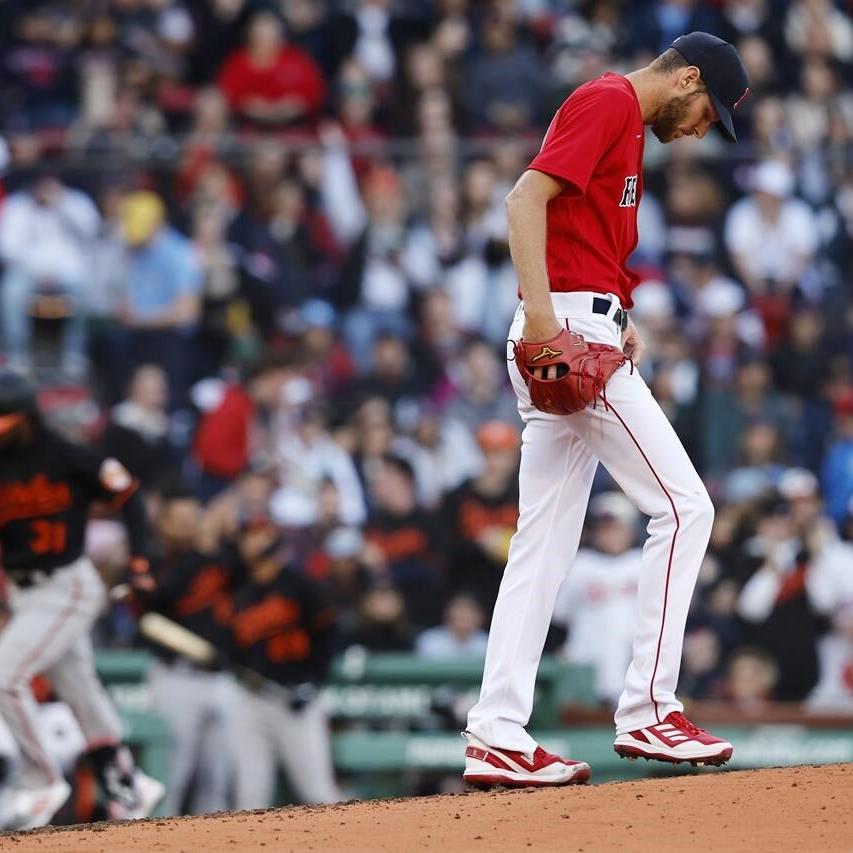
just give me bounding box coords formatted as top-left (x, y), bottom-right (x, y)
top-left (0, 372), bottom-right (164, 827)
top-left (463, 33), bottom-right (750, 787)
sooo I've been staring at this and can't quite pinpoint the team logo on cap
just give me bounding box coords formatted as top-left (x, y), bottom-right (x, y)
top-left (733, 87), bottom-right (750, 110)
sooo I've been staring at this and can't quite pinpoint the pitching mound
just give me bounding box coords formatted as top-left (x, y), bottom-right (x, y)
top-left (5, 764), bottom-right (851, 852)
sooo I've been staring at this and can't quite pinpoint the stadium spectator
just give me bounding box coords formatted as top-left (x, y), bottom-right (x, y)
top-left (200, 459), bottom-right (277, 552)
top-left (821, 391), bottom-right (853, 525)
top-left (465, 13), bottom-right (543, 133)
top-left (190, 205), bottom-right (244, 377)
top-left (99, 364), bottom-right (178, 488)
top-left (191, 356), bottom-right (291, 500)
top-left (721, 421), bottom-right (787, 503)
top-left (0, 172), bottom-right (99, 377)
top-left (416, 594), bottom-right (488, 658)
top-left (552, 492), bottom-right (643, 707)
top-left (111, 191), bottom-right (203, 409)
top-left (723, 647), bottom-right (780, 711)
top-left (344, 583), bottom-right (415, 652)
top-left (393, 403), bottom-right (482, 509)
top-left (294, 300), bottom-right (356, 397)
top-left (733, 492), bottom-right (826, 700)
top-left (309, 526), bottom-right (372, 631)
top-left (334, 58), bottom-right (384, 177)
top-left (88, 184), bottom-right (129, 327)
top-left (680, 622), bottom-right (725, 700)
top-left (217, 10), bottom-right (326, 128)
top-left (784, 0), bottom-right (853, 64)
top-left (342, 333), bottom-right (427, 418)
top-left (363, 455), bottom-right (442, 626)
top-left (441, 421), bottom-right (520, 617)
top-left (442, 158), bottom-right (516, 343)
top-left (723, 160), bottom-right (819, 301)
top-left (444, 338), bottom-right (520, 432)
top-left (332, 166), bottom-right (414, 365)
top-left (2, 8), bottom-right (79, 129)
top-left (270, 401), bottom-right (367, 528)
top-left (701, 355), bottom-right (796, 478)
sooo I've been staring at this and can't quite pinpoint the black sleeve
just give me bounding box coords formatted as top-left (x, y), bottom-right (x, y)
top-left (304, 578), bottom-right (337, 683)
top-left (61, 437), bottom-right (109, 499)
top-left (62, 435), bottom-right (150, 558)
top-left (119, 488), bottom-right (151, 561)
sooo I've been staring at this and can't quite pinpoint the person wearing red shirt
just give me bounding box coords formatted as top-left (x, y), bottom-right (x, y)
top-left (463, 33), bottom-right (751, 788)
top-left (217, 10), bottom-right (326, 128)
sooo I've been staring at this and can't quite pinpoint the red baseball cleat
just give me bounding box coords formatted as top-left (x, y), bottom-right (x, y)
top-left (613, 711), bottom-right (733, 766)
top-left (462, 732), bottom-right (591, 788)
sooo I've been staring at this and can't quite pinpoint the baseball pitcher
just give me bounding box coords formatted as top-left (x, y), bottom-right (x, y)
top-left (463, 33), bottom-right (750, 787)
top-left (0, 371), bottom-right (164, 827)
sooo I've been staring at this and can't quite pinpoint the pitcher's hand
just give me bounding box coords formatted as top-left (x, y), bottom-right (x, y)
top-left (522, 314), bottom-right (563, 380)
top-left (621, 321), bottom-right (646, 365)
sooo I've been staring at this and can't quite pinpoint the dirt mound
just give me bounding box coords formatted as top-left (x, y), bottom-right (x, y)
top-left (5, 764), bottom-right (851, 852)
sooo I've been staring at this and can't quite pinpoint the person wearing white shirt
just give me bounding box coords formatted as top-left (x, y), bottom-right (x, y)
top-left (269, 398), bottom-right (367, 528)
top-left (0, 174), bottom-right (100, 376)
top-left (552, 492), bottom-right (643, 706)
top-left (416, 595), bottom-right (489, 659)
top-left (723, 159), bottom-right (818, 296)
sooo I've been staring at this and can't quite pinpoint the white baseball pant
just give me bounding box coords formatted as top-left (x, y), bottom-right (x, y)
top-left (0, 557), bottom-right (123, 787)
top-left (467, 292), bottom-right (714, 753)
top-left (227, 682), bottom-right (341, 808)
top-left (147, 660), bottom-right (234, 815)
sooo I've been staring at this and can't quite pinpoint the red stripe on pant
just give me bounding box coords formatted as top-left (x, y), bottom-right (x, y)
top-left (604, 400), bottom-right (680, 725)
top-left (7, 577), bottom-right (84, 783)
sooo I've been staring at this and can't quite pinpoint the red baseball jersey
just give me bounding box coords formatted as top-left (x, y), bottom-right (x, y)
top-left (527, 73), bottom-right (644, 307)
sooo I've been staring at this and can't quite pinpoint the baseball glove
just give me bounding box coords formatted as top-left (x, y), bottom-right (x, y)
top-left (512, 327), bottom-right (627, 416)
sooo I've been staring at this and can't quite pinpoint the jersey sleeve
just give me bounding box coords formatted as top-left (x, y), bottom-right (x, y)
top-left (63, 438), bottom-right (138, 506)
top-left (528, 85), bottom-right (635, 196)
top-left (63, 439), bottom-right (110, 495)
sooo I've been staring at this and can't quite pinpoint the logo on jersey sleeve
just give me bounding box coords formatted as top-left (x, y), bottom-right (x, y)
top-left (619, 175), bottom-right (638, 208)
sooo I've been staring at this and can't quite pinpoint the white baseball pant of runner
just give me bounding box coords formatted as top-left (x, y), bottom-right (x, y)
top-left (0, 557), bottom-right (124, 787)
top-left (227, 683), bottom-right (341, 808)
top-left (467, 292), bottom-right (714, 753)
top-left (147, 660), bottom-right (234, 815)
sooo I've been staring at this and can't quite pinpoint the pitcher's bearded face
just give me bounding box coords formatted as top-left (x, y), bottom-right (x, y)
top-left (652, 91), bottom-right (717, 143)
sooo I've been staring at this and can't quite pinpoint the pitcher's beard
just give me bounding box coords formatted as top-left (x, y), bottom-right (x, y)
top-left (651, 93), bottom-right (698, 142)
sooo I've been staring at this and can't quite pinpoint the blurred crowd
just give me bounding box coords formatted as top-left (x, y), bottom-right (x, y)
top-left (0, 0), bottom-right (852, 738)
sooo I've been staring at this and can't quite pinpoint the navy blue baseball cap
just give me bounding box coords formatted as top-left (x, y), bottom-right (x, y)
top-left (669, 32), bottom-right (750, 143)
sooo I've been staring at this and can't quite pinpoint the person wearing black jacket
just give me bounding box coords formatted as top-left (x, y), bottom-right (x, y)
top-left (226, 518), bottom-right (341, 808)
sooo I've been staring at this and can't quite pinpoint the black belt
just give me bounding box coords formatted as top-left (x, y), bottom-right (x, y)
top-left (7, 567), bottom-right (58, 588)
top-left (592, 296), bottom-right (628, 331)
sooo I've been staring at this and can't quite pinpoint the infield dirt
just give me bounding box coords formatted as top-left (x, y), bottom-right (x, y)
top-left (3, 763), bottom-right (850, 852)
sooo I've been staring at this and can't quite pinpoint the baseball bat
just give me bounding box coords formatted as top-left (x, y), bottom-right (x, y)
top-left (138, 611), bottom-right (218, 665)
top-left (136, 611), bottom-right (312, 707)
